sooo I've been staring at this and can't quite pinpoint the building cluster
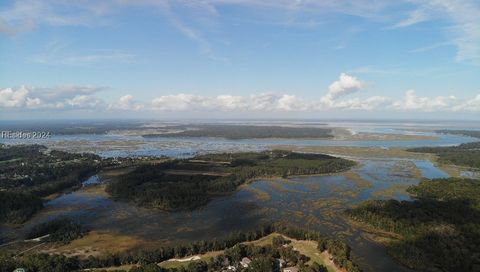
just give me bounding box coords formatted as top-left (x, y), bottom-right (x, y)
top-left (219, 256), bottom-right (299, 272)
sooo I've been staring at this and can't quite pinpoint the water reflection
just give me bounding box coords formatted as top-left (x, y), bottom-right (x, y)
top-left (413, 160), bottom-right (449, 179)
top-left (1, 157), bottom-right (451, 271)
top-left (1, 122), bottom-right (473, 271)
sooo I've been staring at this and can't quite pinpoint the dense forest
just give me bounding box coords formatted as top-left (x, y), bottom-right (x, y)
top-left (27, 217), bottom-right (86, 243)
top-left (142, 125), bottom-right (333, 139)
top-left (346, 177), bottom-right (480, 272)
top-left (107, 150), bottom-right (355, 210)
top-left (408, 141), bottom-right (480, 169)
top-left (0, 145), bottom-right (102, 223)
top-left (0, 224), bottom-right (361, 272)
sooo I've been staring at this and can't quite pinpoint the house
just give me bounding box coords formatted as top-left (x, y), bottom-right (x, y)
top-left (226, 265), bottom-right (237, 271)
top-left (277, 258), bottom-right (286, 268)
top-left (283, 267), bottom-right (299, 272)
top-left (240, 257), bottom-right (252, 268)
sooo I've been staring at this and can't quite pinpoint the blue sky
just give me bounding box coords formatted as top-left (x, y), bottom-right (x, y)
top-left (0, 0), bottom-right (479, 119)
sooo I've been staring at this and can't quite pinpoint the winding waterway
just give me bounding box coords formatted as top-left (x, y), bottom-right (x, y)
top-left (1, 122), bottom-right (478, 271)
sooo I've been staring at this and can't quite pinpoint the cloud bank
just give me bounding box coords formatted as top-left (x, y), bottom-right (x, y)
top-left (2, 74), bottom-right (479, 116)
top-left (0, 85), bottom-right (105, 110)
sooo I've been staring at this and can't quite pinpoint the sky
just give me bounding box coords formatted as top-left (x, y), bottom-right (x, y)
top-left (0, 0), bottom-right (479, 120)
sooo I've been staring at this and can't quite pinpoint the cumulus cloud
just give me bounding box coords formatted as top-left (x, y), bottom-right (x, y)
top-left (151, 94), bottom-right (202, 111)
top-left (117, 95), bottom-right (134, 110)
top-left (108, 94), bottom-right (145, 111)
top-left (277, 95), bottom-right (307, 111)
top-left (391, 90), bottom-right (457, 111)
top-left (212, 95), bottom-right (247, 111)
top-left (0, 85), bottom-right (106, 110)
top-left (145, 76), bottom-right (380, 112)
top-left (249, 93), bottom-right (280, 111)
top-left (149, 93), bottom-right (306, 112)
top-left (315, 73), bottom-right (383, 110)
top-left (454, 94), bottom-right (480, 112)
top-left (2, 74), bottom-right (480, 115)
top-left (0, 86), bottom-right (29, 107)
top-left (321, 73), bottom-right (364, 105)
top-left (65, 95), bottom-right (103, 109)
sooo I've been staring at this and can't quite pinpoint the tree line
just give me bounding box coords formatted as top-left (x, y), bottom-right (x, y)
top-left (346, 178), bottom-right (480, 271)
top-left (27, 217), bottom-right (86, 243)
top-left (408, 142), bottom-right (480, 169)
top-left (0, 223), bottom-right (361, 272)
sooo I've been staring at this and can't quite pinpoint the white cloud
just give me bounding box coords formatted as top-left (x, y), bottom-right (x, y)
top-left (0, 0), bottom-right (100, 36)
top-left (390, 90), bottom-right (480, 112)
top-left (391, 90), bottom-right (457, 111)
top-left (149, 93), bottom-right (307, 112)
top-left (454, 94), bottom-right (480, 112)
top-left (213, 95), bottom-right (248, 110)
top-left (0, 85), bottom-right (106, 110)
top-left (110, 94), bottom-right (144, 111)
top-left (65, 95), bottom-right (103, 109)
top-left (393, 0), bottom-right (480, 64)
top-left (0, 86), bottom-right (29, 107)
top-left (249, 93), bottom-right (280, 111)
top-left (2, 76), bottom-right (480, 115)
top-left (323, 73), bottom-right (364, 101)
top-left (152, 94), bottom-right (201, 111)
top-left (117, 95), bottom-right (134, 110)
top-left (2, 0), bottom-right (479, 64)
top-left (391, 9), bottom-right (429, 28)
top-left (0, 0), bottom-right (387, 37)
top-left (277, 95), bottom-right (306, 111)
top-left (26, 97), bottom-right (42, 107)
top-left (333, 96), bottom-right (389, 110)
top-left (146, 76), bottom-right (379, 112)
top-left (319, 73), bottom-right (369, 108)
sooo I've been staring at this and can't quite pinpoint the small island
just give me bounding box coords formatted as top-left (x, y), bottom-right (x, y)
top-left (106, 150), bottom-right (356, 210)
top-left (142, 124), bottom-right (333, 139)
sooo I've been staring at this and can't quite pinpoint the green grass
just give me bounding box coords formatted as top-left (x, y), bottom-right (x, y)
top-left (158, 251), bottom-right (224, 269)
